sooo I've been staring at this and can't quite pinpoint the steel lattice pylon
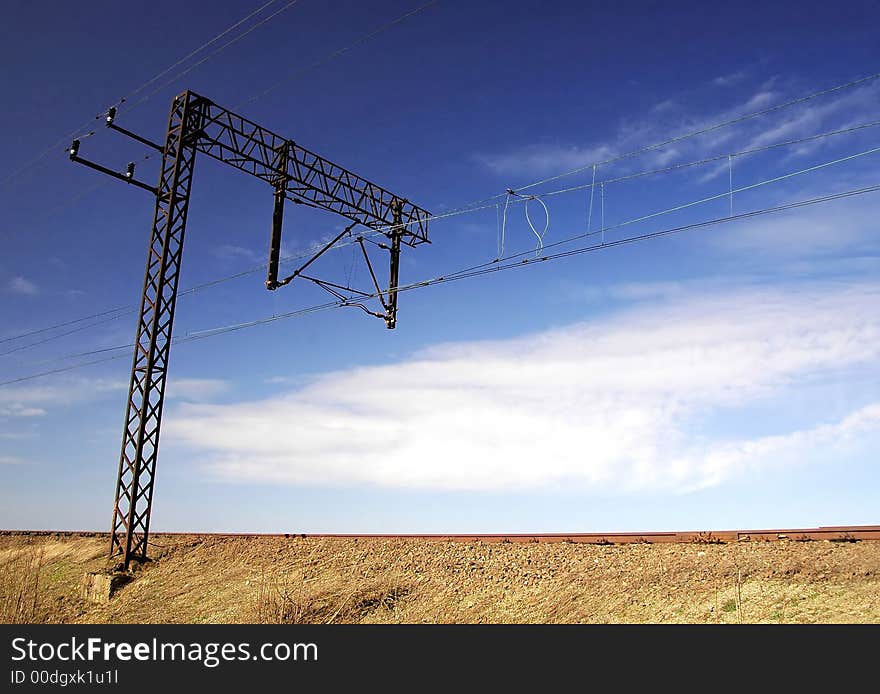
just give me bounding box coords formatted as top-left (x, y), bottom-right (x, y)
top-left (109, 93), bottom-right (201, 564)
top-left (70, 90), bottom-right (429, 568)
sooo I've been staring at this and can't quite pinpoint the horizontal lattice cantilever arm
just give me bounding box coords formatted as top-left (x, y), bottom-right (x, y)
top-left (188, 93), bottom-right (430, 245)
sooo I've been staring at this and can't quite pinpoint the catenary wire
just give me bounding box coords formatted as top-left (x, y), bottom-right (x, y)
top-left (366, 130), bottom-right (880, 236)
top-left (428, 145), bottom-right (880, 278)
top-left (236, 0), bottom-right (440, 109)
top-left (0, 1), bottom-right (294, 189)
top-left (511, 71), bottom-right (880, 194)
top-left (117, 0), bottom-right (300, 117)
top-left (539, 119), bottom-right (880, 198)
top-left (5, 128), bottom-right (878, 350)
top-left (428, 71), bottom-right (880, 217)
top-left (1, 0), bottom-right (439, 293)
top-left (104, 0), bottom-right (281, 115)
top-left (0, 236), bottom-right (365, 349)
top-left (2, 181), bottom-right (877, 387)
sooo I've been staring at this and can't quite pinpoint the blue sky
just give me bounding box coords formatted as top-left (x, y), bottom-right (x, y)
top-left (1, 0), bottom-right (879, 533)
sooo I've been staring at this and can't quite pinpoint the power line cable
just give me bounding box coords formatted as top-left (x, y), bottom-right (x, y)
top-left (0, 306), bottom-right (132, 346)
top-left (368, 127), bottom-right (880, 236)
top-left (0, 237), bottom-right (361, 349)
top-left (540, 119), bottom-right (880, 198)
top-left (105, 0), bottom-right (281, 115)
top-left (511, 71), bottom-right (880, 194)
top-left (33, 115), bottom-right (873, 273)
top-left (2, 0), bottom-right (437, 300)
top-left (4, 0), bottom-right (433, 197)
top-left (0, 1), bottom-right (294, 189)
top-left (6, 128), bottom-right (878, 350)
top-left (236, 0), bottom-right (439, 109)
top-left (3, 181), bottom-right (877, 388)
top-left (440, 144), bottom-right (880, 277)
top-left (0, 312), bottom-right (132, 357)
top-left (430, 71), bottom-right (880, 217)
top-left (427, 184), bottom-right (880, 286)
top-left (117, 0), bottom-right (301, 117)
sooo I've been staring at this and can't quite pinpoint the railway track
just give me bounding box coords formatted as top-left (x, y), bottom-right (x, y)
top-left (3, 525), bottom-right (879, 544)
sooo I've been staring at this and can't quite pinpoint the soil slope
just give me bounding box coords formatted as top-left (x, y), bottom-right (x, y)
top-left (1, 533), bottom-right (878, 624)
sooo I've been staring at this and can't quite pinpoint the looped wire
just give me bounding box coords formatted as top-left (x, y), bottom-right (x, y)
top-left (503, 188), bottom-right (550, 257)
top-left (523, 195), bottom-right (550, 256)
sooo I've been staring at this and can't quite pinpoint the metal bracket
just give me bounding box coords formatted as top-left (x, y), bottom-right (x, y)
top-left (105, 107), bottom-right (163, 151)
top-left (273, 222), bottom-right (357, 289)
top-left (69, 140), bottom-right (158, 195)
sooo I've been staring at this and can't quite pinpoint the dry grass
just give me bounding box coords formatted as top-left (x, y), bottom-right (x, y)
top-left (0, 544), bottom-right (45, 623)
top-left (0, 533), bottom-right (878, 624)
top-left (252, 568), bottom-right (410, 624)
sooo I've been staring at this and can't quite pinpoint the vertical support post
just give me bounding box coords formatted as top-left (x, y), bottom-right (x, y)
top-left (266, 142), bottom-right (289, 290)
top-left (109, 92), bottom-right (202, 568)
top-left (386, 199), bottom-right (404, 329)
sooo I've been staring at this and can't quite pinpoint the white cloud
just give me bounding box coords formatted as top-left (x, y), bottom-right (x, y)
top-left (7, 276), bottom-right (38, 295)
top-left (213, 244), bottom-right (262, 265)
top-left (477, 76), bottom-right (880, 185)
top-left (652, 98), bottom-right (678, 113)
top-left (165, 378), bottom-right (229, 402)
top-left (0, 404), bottom-right (46, 417)
top-left (712, 186), bottom-right (880, 255)
top-left (713, 71), bottom-right (748, 87)
top-left (263, 375), bottom-right (312, 387)
top-left (0, 377), bottom-right (126, 415)
top-left (0, 431), bottom-right (34, 440)
top-left (0, 376), bottom-right (225, 419)
top-left (0, 455), bottom-right (26, 465)
top-left (698, 80), bottom-right (880, 181)
top-left (561, 280), bottom-right (688, 304)
top-left (672, 403), bottom-right (880, 492)
top-left (166, 281), bottom-right (880, 493)
top-left (475, 143), bottom-right (615, 178)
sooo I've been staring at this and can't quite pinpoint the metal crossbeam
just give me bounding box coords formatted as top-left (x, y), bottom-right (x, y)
top-left (192, 95), bottom-right (430, 244)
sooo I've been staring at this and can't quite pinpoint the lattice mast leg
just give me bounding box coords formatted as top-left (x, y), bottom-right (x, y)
top-left (109, 92), bottom-right (202, 568)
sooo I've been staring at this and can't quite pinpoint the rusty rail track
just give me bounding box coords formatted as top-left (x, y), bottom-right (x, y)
top-left (2, 525), bottom-right (879, 544)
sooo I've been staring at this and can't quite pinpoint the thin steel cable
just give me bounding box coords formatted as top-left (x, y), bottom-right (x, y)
top-left (431, 185), bottom-right (880, 283)
top-left (586, 164), bottom-right (597, 232)
top-left (163, 185), bottom-right (880, 339)
top-left (0, 312), bottom-right (131, 357)
top-left (728, 155), bottom-right (734, 217)
top-left (513, 71), bottom-right (880, 194)
top-left (1, 1), bottom-right (289, 188)
top-left (3, 2), bottom-right (442, 355)
top-left (118, 0), bottom-right (300, 117)
top-left (21, 80), bottom-right (877, 292)
top-left (236, 0), bottom-right (439, 109)
top-left (508, 191), bottom-right (550, 256)
top-left (495, 202), bottom-right (502, 258)
top-left (537, 119), bottom-right (880, 199)
top-left (105, 0), bottom-right (280, 115)
top-left (3, 0), bottom-right (437, 287)
top-left (366, 120), bottom-right (880, 238)
top-left (5, 0), bottom-right (432, 197)
top-left (7, 134), bottom-right (878, 351)
top-left (0, 232), bottom-right (366, 348)
top-left (499, 192), bottom-right (513, 259)
top-left (398, 144), bottom-right (880, 281)
top-left (3, 182), bottom-right (877, 387)
top-left (0, 305), bottom-right (131, 346)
